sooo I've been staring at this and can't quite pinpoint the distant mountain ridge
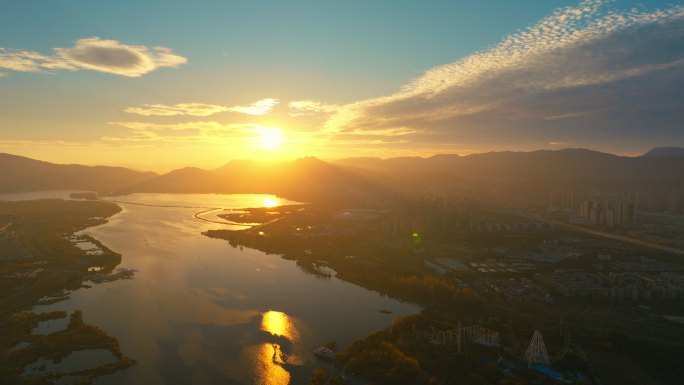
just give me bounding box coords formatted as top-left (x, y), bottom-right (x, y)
top-left (0, 153), bottom-right (157, 194)
top-left (641, 147), bottom-right (684, 158)
top-left (131, 156), bottom-right (387, 201)
top-left (1, 147), bottom-right (682, 199)
top-left (335, 148), bottom-right (684, 190)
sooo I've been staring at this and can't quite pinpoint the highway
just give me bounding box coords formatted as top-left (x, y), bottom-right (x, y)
top-left (502, 210), bottom-right (684, 256)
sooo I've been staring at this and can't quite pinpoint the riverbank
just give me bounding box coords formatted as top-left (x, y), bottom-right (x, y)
top-left (204, 204), bottom-right (480, 308)
top-left (0, 199), bottom-right (136, 384)
top-left (204, 202), bottom-right (684, 385)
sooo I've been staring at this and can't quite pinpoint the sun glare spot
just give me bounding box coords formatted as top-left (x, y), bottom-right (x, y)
top-left (261, 310), bottom-right (298, 341)
top-left (262, 197), bottom-right (280, 208)
top-left (256, 127), bottom-right (286, 151)
top-left (254, 343), bottom-right (290, 385)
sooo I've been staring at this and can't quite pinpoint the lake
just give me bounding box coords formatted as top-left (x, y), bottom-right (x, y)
top-left (7, 192), bottom-right (419, 385)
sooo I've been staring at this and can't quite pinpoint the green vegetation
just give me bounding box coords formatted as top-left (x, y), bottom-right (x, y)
top-left (217, 205), bottom-right (297, 224)
top-left (205, 204), bottom-right (480, 308)
top-left (0, 310), bottom-right (136, 385)
top-left (0, 199), bottom-right (122, 314)
top-left (0, 199), bottom-right (136, 384)
top-left (310, 314), bottom-right (537, 385)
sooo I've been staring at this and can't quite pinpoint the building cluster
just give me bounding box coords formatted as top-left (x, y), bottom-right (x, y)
top-left (550, 191), bottom-right (589, 213)
top-left (613, 259), bottom-right (683, 272)
top-left (551, 188), bottom-right (684, 218)
top-left (618, 188), bottom-right (684, 215)
top-left (416, 323), bottom-right (500, 349)
top-left (380, 195), bottom-right (481, 237)
top-left (577, 200), bottom-right (635, 227)
top-left (551, 191), bottom-right (637, 227)
top-left (535, 271), bottom-right (684, 300)
top-left (481, 222), bottom-right (554, 232)
top-left (423, 257), bottom-right (470, 275)
top-left (484, 277), bottom-right (553, 302)
top-left (469, 261), bottom-right (536, 273)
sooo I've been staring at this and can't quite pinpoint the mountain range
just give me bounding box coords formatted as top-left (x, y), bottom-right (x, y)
top-left (1, 147), bottom-right (683, 200)
top-left (0, 153), bottom-right (156, 194)
top-left (335, 147), bottom-right (684, 190)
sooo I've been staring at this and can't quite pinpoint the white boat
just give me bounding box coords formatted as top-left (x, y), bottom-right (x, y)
top-left (313, 346), bottom-right (335, 359)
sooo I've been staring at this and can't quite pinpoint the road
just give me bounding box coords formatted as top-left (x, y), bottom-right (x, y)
top-left (502, 210), bottom-right (684, 255)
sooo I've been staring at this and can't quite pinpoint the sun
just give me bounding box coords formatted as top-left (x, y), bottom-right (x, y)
top-left (256, 127), bottom-right (286, 151)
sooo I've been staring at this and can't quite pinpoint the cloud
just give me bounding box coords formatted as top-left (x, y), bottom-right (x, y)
top-left (288, 100), bottom-right (339, 116)
top-left (325, 0), bottom-right (684, 151)
top-left (124, 98), bottom-right (279, 117)
top-left (124, 103), bottom-right (229, 117)
top-left (55, 38), bottom-right (187, 77)
top-left (108, 120), bottom-right (255, 133)
top-left (105, 120), bottom-right (303, 151)
top-left (0, 48), bottom-right (74, 73)
top-left (0, 37), bottom-right (186, 77)
top-left (227, 98), bottom-right (279, 115)
top-left (105, 120), bottom-right (264, 145)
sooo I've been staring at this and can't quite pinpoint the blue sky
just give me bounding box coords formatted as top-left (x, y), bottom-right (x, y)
top-left (0, 0), bottom-right (682, 170)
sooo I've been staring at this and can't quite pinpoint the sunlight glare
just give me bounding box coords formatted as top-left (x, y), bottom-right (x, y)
top-left (253, 343), bottom-right (290, 385)
top-left (262, 197), bottom-right (280, 208)
top-left (261, 310), bottom-right (298, 341)
top-left (256, 127), bottom-right (286, 151)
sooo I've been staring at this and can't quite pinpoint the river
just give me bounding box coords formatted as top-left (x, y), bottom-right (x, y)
top-left (3, 192), bottom-right (419, 385)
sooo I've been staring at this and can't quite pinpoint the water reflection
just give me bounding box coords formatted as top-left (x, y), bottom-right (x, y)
top-left (261, 311), bottom-right (298, 341)
top-left (262, 197), bottom-right (280, 208)
top-left (253, 343), bottom-right (290, 385)
top-left (19, 192), bottom-right (421, 385)
top-left (257, 311), bottom-right (306, 384)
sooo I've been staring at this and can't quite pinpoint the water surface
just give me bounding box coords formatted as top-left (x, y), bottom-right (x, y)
top-left (22, 193), bottom-right (419, 385)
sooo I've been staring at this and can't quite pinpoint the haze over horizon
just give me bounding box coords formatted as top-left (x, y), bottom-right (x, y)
top-left (1, 0), bottom-right (683, 170)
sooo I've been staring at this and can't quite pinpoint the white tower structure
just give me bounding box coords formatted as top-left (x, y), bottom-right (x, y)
top-left (524, 329), bottom-right (551, 367)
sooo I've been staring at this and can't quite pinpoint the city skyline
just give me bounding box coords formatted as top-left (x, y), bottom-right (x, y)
top-left (1, 0), bottom-right (683, 171)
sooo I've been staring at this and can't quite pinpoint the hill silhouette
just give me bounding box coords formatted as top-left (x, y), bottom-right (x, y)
top-left (129, 156), bottom-right (387, 202)
top-left (0, 153), bottom-right (157, 194)
top-left (2, 148), bottom-right (683, 199)
top-left (641, 147), bottom-right (684, 158)
top-left (335, 148), bottom-right (684, 190)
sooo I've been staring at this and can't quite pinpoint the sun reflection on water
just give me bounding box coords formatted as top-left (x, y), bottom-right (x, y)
top-left (261, 310), bottom-right (298, 341)
top-left (262, 197), bottom-right (280, 208)
top-left (254, 311), bottom-right (302, 385)
top-left (254, 343), bottom-right (290, 385)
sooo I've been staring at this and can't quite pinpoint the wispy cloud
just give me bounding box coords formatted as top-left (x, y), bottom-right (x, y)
top-left (108, 120), bottom-right (256, 134)
top-left (106, 120), bottom-right (287, 144)
top-left (288, 100), bottom-right (339, 116)
top-left (0, 48), bottom-right (73, 73)
top-left (0, 37), bottom-right (187, 77)
top-left (227, 98), bottom-right (279, 115)
top-left (325, 0), bottom-right (684, 151)
top-left (544, 111), bottom-right (591, 121)
top-left (124, 103), bottom-right (229, 117)
top-left (124, 98), bottom-right (279, 117)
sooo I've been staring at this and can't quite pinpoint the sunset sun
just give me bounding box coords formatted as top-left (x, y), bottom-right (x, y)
top-left (256, 127), bottom-right (286, 151)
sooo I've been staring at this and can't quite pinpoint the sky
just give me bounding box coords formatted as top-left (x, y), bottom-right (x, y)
top-left (0, 0), bottom-right (682, 171)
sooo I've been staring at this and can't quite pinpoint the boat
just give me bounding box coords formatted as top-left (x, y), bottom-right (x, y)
top-left (313, 346), bottom-right (335, 360)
